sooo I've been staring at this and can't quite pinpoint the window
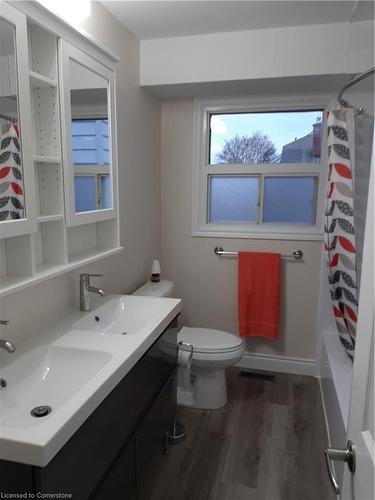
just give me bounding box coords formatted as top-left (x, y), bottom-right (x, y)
top-left (193, 99), bottom-right (326, 239)
top-left (72, 119), bottom-right (111, 212)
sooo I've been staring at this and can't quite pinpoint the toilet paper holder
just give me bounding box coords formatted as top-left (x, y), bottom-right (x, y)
top-left (178, 341), bottom-right (193, 360)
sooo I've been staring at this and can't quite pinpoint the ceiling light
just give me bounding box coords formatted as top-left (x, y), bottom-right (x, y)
top-left (37, 0), bottom-right (91, 26)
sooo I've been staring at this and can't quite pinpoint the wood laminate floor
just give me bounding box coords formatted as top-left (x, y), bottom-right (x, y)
top-left (151, 368), bottom-right (336, 500)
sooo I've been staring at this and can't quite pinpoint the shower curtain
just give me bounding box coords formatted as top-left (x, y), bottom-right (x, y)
top-left (325, 108), bottom-right (357, 360)
top-left (0, 122), bottom-right (24, 220)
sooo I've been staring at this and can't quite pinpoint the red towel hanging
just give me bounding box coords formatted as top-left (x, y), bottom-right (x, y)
top-left (238, 252), bottom-right (281, 340)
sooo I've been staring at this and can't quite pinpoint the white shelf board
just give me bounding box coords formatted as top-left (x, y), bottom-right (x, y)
top-left (0, 273), bottom-right (34, 291)
top-left (68, 247), bottom-right (121, 264)
top-left (33, 155), bottom-right (61, 164)
top-left (29, 70), bottom-right (57, 88)
top-left (35, 263), bottom-right (63, 275)
top-left (37, 214), bottom-right (64, 223)
top-left (0, 247), bottom-right (123, 298)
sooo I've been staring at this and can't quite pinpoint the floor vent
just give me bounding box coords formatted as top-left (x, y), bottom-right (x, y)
top-left (238, 370), bottom-right (275, 380)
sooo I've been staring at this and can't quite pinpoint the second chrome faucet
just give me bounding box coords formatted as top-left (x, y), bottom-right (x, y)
top-left (0, 320), bottom-right (16, 353)
top-left (79, 274), bottom-right (106, 312)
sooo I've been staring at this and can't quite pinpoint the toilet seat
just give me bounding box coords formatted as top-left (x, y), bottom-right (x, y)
top-left (178, 326), bottom-right (243, 354)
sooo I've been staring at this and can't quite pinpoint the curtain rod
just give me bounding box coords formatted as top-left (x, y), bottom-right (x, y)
top-left (338, 67), bottom-right (375, 107)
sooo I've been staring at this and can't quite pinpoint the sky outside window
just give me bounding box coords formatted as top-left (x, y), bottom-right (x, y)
top-left (209, 110), bottom-right (323, 164)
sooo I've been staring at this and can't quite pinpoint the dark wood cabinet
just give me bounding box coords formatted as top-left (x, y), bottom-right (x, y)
top-left (94, 441), bottom-right (137, 500)
top-left (0, 461), bottom-right (34, 495)
top-left (136, 376), bottom-right (176, 500)
top-left (0, 320), bottom-right (178, 500)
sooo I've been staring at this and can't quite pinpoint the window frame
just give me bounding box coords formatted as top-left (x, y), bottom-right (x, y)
top-left (72, 117), bottom-right (111, 212)
top-left (192, 97), bottom-right (328, 240)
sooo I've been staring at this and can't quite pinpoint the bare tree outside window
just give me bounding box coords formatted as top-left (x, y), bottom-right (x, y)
top-left (215, 131), bottom-right (277, 164)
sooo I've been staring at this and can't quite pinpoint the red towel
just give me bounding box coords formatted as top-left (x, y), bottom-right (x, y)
top-left (238, 252), bottom-right (281, 340)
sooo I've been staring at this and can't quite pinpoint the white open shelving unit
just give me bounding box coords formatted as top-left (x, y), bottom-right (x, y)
top-left (0, 21), bottom-right (121, 297)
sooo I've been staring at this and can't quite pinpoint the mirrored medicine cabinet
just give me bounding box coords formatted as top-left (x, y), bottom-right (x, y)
top-left (0, 3), bottom-right (36, 239)
top-left (59, 40), bottom-right (118, 226)
top-left (0, 2), bottom-right (120, 297)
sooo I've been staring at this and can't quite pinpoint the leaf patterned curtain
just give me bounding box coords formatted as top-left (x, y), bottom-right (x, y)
top-left (325, 108), bottom-right (357, 360)
top-left (0, 123), bottom-right (24, 220)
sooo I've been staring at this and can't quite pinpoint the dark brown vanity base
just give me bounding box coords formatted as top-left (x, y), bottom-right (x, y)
top-left (0, 321), bottom-right (178, 500)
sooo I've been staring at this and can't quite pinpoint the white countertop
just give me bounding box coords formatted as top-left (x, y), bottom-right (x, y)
top-left (0, 294), bottom-right (182, 467)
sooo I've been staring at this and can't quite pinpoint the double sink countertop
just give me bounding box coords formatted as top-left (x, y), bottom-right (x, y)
top-left (0, 294), bottom-right (182, 467)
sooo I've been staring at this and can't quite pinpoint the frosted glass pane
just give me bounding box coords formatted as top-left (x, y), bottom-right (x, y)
top-left (74, 176), bottom-right (96, 213)
top-left (210, 110), bottom-right (323, 164)
top-left (209, 176), bottom-right (258, 222)
top-left (263, 177), bottom-right (316, 224)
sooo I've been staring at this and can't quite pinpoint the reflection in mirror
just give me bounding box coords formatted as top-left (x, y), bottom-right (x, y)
top-left (69, 59), bottom-right (112, 214)
top-left (0, 17), bottom-right (25, 221)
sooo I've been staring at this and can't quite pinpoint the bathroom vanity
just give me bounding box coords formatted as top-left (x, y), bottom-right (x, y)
top-left (0, 294), bottom-right (181, 499)
top-left (0, 3), bottom-right (182, 498)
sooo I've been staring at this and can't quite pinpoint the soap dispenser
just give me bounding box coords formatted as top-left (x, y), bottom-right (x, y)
top-left (151, 259), bottom-right (161, 282)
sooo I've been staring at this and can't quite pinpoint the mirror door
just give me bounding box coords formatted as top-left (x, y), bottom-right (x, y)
top-left (0, 3), bottom-right (36, 238)
top-left (59, 41), bottom-right (118, 226)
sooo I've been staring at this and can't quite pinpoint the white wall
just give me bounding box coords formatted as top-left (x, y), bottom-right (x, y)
top-left (141, 21), bottom-right (374, 88)
top-left (161, 98), bottom-right (323, 361)
top-left (156, 20), bottom-right (373, 367)
top-left (1, 2), bottom-right (161, 342)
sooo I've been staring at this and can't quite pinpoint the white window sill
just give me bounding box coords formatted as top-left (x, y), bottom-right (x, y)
top-left (192, 225), bottom-right (324, 241)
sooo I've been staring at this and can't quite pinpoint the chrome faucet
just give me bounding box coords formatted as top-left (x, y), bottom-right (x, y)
top-left (0, 320), bottom-right (16, 353)
top-left (79, 273), bottom-right (106, 312)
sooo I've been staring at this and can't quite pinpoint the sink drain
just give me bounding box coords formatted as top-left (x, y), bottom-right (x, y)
top-left (31, 405), bottom-right (52, 418)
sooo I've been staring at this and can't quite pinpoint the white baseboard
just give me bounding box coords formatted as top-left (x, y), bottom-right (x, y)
top-left (236, 352), bottom-right (317, 376)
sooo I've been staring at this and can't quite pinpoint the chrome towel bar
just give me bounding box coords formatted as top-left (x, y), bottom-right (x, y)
top-left (214, 247), bottom-right (303, 260)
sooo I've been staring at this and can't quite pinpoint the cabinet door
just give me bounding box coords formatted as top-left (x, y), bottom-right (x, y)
top-left (0, 3), bottom-right (36, 239)
top-left (59, 40), bottom-right (118, 227)
top-left (136, 375), bottom-right (177, 500)
top-left (93, 442), bottom-right (136, 500)
top-left (0, 460), bottom-right (34, 495)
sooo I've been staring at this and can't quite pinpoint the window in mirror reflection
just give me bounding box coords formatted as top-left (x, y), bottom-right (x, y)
top-left (74, 176), bottom-right (96, 212)
top-left (0, 17), bottom-right (25, 221)
top-left (100, 174), bottom-right (111, 209)
top-left (74, 171), bottom-right (111, 213)
top-left (72, 119), bottom-right (111, 212)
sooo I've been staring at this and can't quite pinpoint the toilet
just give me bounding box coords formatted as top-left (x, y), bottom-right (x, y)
top-left (134, 280), bottom-right (244, 409)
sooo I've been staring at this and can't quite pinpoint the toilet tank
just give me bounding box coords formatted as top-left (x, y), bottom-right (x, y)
top-left (133, 280), bottom-right (174, 298)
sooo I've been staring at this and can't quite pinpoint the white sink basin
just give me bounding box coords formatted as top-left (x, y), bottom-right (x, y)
top-left (73, 295), bottom-right (172, 335)
top-left (0, 345), bottom-right (111, 429)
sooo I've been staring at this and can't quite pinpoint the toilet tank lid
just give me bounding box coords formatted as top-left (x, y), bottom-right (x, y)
top-left (133, 280), bottom-right (173, 297)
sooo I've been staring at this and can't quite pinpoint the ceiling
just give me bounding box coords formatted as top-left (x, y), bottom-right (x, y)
top-left (102, 1), bottom-right (374, 40)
